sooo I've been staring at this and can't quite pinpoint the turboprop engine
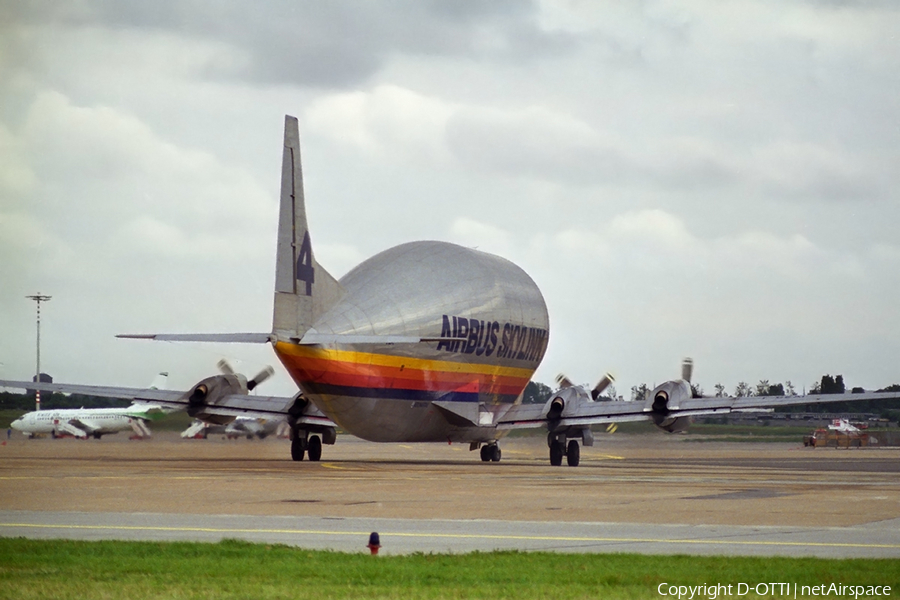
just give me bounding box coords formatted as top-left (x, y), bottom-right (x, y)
top-left (542, 372), bottom-right (615, 466)
top-left (645, 358), bottom-right (694, 433)
top-left (184, 359), bottom-right (274, 424)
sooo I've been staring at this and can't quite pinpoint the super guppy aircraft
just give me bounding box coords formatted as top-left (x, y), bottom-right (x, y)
top-left (4, 115), bottom-right (898, 465)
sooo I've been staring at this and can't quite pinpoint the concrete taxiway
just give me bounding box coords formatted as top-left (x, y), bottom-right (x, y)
top-left (1, 432), bottom-right (899, 557)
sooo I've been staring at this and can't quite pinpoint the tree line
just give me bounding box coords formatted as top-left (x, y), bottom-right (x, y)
top-left (0, 391), bottom-right (132, 411)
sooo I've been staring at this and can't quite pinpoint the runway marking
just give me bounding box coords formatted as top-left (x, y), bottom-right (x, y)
top-left (2, 522), bottom-right (898, 550)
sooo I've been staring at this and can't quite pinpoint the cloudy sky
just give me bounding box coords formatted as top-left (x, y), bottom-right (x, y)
top-left (2, 1), bottom-right (898, 399)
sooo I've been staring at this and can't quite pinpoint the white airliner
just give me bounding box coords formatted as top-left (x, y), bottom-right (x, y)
top-left (3, 116), bottom-right (898, 465)
top-left (10, 404), bottom-right (167, 439)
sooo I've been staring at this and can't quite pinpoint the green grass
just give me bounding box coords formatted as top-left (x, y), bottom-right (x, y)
top-left (0, 538), bottom-right (898, 599)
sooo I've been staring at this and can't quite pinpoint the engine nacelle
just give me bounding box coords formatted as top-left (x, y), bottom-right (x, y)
top-left (646, 379), bottom-right (693, 433)
top-left (183, 373), bottom-right (247, 422)
top-left (542, 385), bottom-right (591, 423)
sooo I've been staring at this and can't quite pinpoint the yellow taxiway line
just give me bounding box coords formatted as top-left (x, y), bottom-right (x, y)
top-left (2, 521), bottom-right (898, 550)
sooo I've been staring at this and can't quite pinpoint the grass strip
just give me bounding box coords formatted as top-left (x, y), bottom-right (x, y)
top-left (0, 538), bottom-right (898, 599)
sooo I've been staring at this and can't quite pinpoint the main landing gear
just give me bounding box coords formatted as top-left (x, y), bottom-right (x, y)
top-left (291, 434), bottom-right (323, 461)
top-left (548, 434), bottom-right (581, 467)
top-left (290, 425), bottom-right (336, 462)
top-left (479, 443), bottom-right (501, 462)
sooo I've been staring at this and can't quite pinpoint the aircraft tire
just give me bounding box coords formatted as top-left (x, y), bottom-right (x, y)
top-left (491, 445), bottom-right (501, 462)
top-left (549, 440), bottom-right (564, 466)
top-left (566, 440), bottom-right (580, 467)
top-left (480, 445), bottom-right (491, 462)
top-left (308, 435), bottom-right (323, 461)
top-left (291, 437), bottom-right (305, 461)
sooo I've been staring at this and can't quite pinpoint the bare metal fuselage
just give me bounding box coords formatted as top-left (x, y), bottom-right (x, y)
top-left (274, 240), bottom-right (549, 443)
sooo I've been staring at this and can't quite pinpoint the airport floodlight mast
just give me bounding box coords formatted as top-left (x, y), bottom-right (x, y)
top-left (26, 293), bottom-right (51, 411)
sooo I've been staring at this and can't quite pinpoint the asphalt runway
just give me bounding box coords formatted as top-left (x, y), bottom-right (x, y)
top-left (2, 432), bottom-right (899, 557)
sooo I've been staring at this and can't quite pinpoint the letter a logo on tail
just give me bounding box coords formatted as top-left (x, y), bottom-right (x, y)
top-left (272, 115), bottom-right (344, 342)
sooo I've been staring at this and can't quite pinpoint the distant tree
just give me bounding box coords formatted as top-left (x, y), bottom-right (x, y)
top-left (523, 381), bottom-right (553, 404)
top-left (734, 382), bottom-right (751, 397)
top-left (631, 384), bottom-right (650, 402)
top-left (755, 380), bottom-right (770, 397)
top-left (835, 375), bottom-right (845, 394)
top-left (878, 384), bottom-right (900, 393)
top-left (785, 380), bottom-right (797, 396)
top-left (819, 374), bottom-right (845, 394)
top-left (714, 383), bottom-right (726, 397)
top-left (0, 392), bottom-right (131, 411)
top-left (690, 384), bottom-right (704, 398)
top-left (767, 383), bottom-right (785, 396)
top-left (810, 381), bottom-right (821, 394)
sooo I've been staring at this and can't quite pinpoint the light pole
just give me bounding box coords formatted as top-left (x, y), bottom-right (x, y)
top-left (26, 294), bottom-right (51, 411)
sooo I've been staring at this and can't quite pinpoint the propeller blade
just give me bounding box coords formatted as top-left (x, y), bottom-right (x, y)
top-left (247, 366), bottom-right (275, 391)
top-left (590, 373), bottom-right (615, 400)
top-left (555, 374), bottom-right (574, 389)
top-left (217, 359), bottom-right (235, 375)
top-left (681, 357), bottom-right (694, 383)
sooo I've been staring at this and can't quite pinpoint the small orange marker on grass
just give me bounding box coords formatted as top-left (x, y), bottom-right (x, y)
top-left (367, 532), bottom-right (381, 555)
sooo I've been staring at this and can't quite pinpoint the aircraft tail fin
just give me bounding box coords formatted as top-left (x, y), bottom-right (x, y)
top-left (272, 115), bottom-right (344, 342)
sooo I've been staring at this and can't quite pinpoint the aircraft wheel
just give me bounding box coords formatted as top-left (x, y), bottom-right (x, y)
top-left (549, 440), bottom-right (564, 466)
top-left (291, 436), bottom-right (305, 461)
top-left (491, 445), bottom-right (501, 462)
top-left (308, 435), bottom-right (323, 461)
top-left (566, 439), bottom-right (580, 467)
top-left (480, 445), bottom-right (491, 462)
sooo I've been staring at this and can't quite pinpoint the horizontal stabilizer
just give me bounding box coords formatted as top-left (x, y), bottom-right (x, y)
top-left (297, 333), bottom-right (466, 345)
top-left (117, 333), bottom-right (273, 343)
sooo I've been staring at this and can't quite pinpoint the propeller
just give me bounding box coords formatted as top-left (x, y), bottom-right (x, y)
top-left (681, 357), bottom-right (693, 383)
top-left (217, 359), bottom-right (235, 375)
top-left (555, 374), bottom-right (574, 389)
top-left (217, 359), bottom-right (274, 391)
top-left (247, 366), bottom-right (275, 391)
top-left (557, 372), bottom-right (615, 400)
top-left (590, 373), bottom-right (615, 400)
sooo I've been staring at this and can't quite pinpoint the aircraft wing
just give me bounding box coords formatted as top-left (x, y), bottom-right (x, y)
top-left (186, 394), bottom-right (335, 427)
top-left (498, 390), bottom-right (900, 430)
top-left (0, 379), bottom-right (335, 428)
top-left (498, 401), bottom-right (651, 429)
top-left (0, 379), bottom-right (184, 403)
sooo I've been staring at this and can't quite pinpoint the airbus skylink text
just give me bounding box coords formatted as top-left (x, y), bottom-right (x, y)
top-left (658, 582), bottom-right (891, 599)
top-left (436, 314), bottom-right (548, 361)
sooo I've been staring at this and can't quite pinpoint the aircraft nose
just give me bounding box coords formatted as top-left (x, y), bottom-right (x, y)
top-left (10, 419), bottom-right (23, 431)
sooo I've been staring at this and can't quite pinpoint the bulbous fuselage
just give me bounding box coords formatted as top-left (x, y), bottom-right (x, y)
top-left (275, 240), bottom-right (550, 442)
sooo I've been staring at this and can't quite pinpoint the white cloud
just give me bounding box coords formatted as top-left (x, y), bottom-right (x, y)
top-left (305, 85), bottom-right (454, 164)
top-left (3, 0), bottom-right (900, 398)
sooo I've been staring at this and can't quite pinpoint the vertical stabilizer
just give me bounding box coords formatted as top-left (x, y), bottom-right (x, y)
top-left (273, 115), bottom-right (344, 342)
